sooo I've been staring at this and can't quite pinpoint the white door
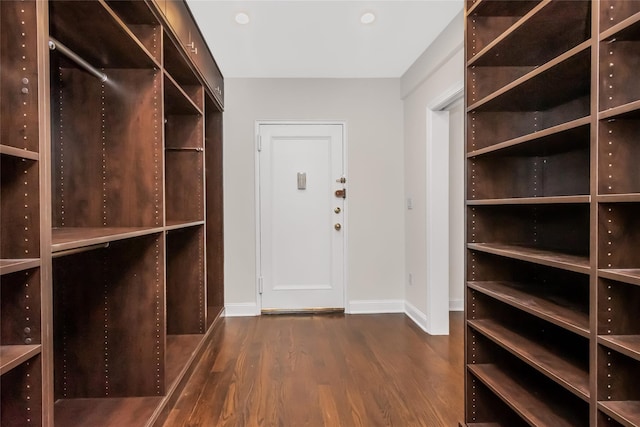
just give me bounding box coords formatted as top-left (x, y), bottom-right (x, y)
top-left (258, 123), bottom-right (345, 311)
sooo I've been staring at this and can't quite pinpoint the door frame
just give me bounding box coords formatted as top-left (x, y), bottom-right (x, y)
top-left (254, 120), bottom-right (349, 313)
top-left (425, 82), bottom-right (464, 334)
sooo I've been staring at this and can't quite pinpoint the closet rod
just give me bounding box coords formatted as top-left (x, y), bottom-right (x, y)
top-left (52, 243), bottom-right (110, 258)
top-left (49, 38), bottom-right (108, 83)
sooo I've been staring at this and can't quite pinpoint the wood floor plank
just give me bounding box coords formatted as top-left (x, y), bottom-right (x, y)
top-left (163, 313), bottom-right (464, 426)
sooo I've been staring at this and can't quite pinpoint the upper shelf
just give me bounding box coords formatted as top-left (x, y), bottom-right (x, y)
top-left (467, 0), bottom-right (541, 17)
top-left (468, 196), bottom-right (590, 206)
top-left (468, 243), bottom-right (590, 275)
top-left (468, 44), bottom-right (591, 112)
top-left (468, 0), bottom-right (590, 67)
top-left (601, 7), bottom-right (640, 40)
top-left (164, 72), bottom-right (202, 115)
top-left (49, 0), bottom-right (158, 69)
top-left (467, 117), bottom-right (590, 158)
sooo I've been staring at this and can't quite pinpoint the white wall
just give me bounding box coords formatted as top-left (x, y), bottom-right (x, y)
top-left (402, 11), bottom-right (464, 320)
top-left (223, 78), bottom-right (405, 314)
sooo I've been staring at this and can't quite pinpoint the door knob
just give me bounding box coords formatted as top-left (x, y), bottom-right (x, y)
top-left (334, 223), bottom-right (342, 231)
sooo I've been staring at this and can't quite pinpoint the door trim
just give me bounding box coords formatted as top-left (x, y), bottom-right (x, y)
top-left (424, 82), bottom-right (464, 334)
top-left (254, 120), bottom-right (348, 314)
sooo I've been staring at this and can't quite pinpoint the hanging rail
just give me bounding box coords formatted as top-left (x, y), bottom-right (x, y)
top-left (49, 37), bottom-right (108, 83)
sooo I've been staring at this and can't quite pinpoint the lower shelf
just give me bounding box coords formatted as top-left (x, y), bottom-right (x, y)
top-left (599, 401), bottom-right (640, 427)
top-left (53, 315), bottom-right (222, 427)
top-left (166, 334), bottom-right (203, 388)
top-left (468, 364), bottom-right (587, 427)
top-left (54, 397), bottom-right (163, 427)
top-left (468, 319), bottom-right (589, 400)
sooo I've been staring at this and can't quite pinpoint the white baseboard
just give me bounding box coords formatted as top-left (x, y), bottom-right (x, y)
top-left (348, 299), bottom-right (405, 314)
top-left (224, 299), bottom-right (463, 319)
top-left (224, 302), bottom-right (259, 317)
top-left (404, 301), bottom-right (429, 333)
top-left (449, 299), bottom-right (464, 311)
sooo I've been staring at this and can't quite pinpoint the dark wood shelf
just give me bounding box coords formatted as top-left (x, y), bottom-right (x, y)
top-left (0, 259), bottom-right (40, 276)
top-left (49, 1), bottom-right (158, 69)
top-left (469, 0), bottom-right (590, 67)
top-left (600, 100), bottom-right (640, 120)
top-left (469, 44), bottom-right (591, 113)
top-left (51, 226), bottom-right (163, 254)
top-left (469, 42), bottom-right (591, 112)
top-left (468, 281), bottom-right (589, 337)
top-left (54, 397), bottom-right (163, 427)
top-left (0, 145), bottom-right (39, 161)
top-left (599, 336), bottom-right (640, 362)
top-left (598, 401), bottom-right (640, 427)
top-left (165, 220), bottom-right (205, 232)
top-left (601, 11), bottom-right (640, 41)
top-left (164, 72), bottom-right (203, 115)
top-left (467, 117), bottom-right (590, 158)
top-left (166, 335), bottom-right (203, 389)
top-left (468, 195), bottom-right (590, 206)
top-left (0, 345), bottom-right (41, 376)
top-left (163, 30), bottom-right (200, 86)
top-left (598, 194), bottom-right (640, 204)
top-left (467, 0), bottom-right (541, 17)
top-left (469, 319), bottom-right (589, 400)
top-left (104, 0), bottom-right (159, 25)
top-left (468, 364), bottom-right (584, 427)
top-left (467, 243), bottom-right (590, 274)
top-left (599, 269), bottom-right (640, 287)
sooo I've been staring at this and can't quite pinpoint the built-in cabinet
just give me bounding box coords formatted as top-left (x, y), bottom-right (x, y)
top-left (464, 1), bottom-right (640, 425)
top-left (0, 1), bottom-right (224, 425)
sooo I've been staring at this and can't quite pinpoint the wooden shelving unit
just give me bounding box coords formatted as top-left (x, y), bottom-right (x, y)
top-left (1, 1), bottom-right (45, 425)
top-left (465, 1), bottom-right (640, 425)
top-left (1, 0), bottom-right (225, 425)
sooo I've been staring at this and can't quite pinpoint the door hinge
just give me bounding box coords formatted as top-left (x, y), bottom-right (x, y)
top-left (257, 135), bottom-right (262, 152)
top-left (258, 276), bottom-right (263, 294)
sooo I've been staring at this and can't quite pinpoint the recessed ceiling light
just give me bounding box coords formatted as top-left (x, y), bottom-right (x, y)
top-left (360, 12), bottom-right (376, 25)
top-left (235, 12), bottom-right (250, 25)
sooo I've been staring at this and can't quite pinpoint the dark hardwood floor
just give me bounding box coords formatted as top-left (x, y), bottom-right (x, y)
top-left (163, 312), bottom-right (464, 426)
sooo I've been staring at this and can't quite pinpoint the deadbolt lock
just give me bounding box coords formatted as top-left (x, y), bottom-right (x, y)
top-left (334, 207), bottom-right (341, 214)
top-left (336, 177), bottom-right (346, 184)
top-left (335, 223), bottom-right (342, 231)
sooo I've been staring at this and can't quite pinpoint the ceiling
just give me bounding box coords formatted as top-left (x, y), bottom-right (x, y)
top-left (186, 0), bottom-right (463, 78)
